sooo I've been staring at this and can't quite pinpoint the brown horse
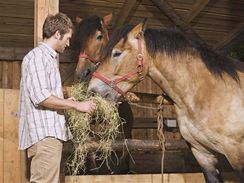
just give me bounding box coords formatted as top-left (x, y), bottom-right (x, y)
top-left (87, 23), bottom-right (244, 182)
top-left (73, 13), bottom-right (112, 82)
top-left (72, 14), bottom-right (133, 174)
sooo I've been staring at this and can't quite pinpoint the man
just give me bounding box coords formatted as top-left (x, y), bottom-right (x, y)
top-left (18, 13), bottom-right (96, 183)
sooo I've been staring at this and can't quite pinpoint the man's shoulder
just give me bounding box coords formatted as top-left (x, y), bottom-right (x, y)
top-left (23, 46), bottom-right (43, 62)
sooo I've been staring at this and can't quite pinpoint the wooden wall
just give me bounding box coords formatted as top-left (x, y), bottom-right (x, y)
top-left (0, 89), bottom-right (25, 183)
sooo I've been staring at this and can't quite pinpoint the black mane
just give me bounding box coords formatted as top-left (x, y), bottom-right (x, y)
top-left (103, 24), bottom-right (244, 82)
top-left (72, 15), bottom-right (103, 52)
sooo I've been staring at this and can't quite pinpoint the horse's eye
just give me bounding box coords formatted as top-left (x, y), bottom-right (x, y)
top-left (113, 52), bottom-right (122, 58)
top-left (97, 35), bottom-right (103, 40)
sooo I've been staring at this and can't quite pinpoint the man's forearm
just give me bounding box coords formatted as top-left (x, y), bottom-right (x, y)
top-left (39, 95), bottom-right (77, 110)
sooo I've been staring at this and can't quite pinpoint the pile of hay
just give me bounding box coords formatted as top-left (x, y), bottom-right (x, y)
top-left (66, 83), bottom-right (122, 175)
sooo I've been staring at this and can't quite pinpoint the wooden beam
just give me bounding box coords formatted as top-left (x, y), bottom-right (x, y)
top-left (0, 47), bottom-right (31, 61)
top-left (0, 47), bottom-right (75, 63)
top-left (113, 0), bottom-right (137, 31)
top-left (183, 0), bottom-right (209, 23)
top-left (214, 20), bottom-right (244, 51)
top-left (151, 0), bottom-right (206, 45)
top-left (219, 31), bottom-right (244, 54)
top-left (65, 173), bottom-right (206, 183)
top-left (63, 139), bottom-right (189, 153)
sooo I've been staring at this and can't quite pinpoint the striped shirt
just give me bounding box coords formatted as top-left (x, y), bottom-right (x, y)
top-left (18, 42), bottom-right (72, 150)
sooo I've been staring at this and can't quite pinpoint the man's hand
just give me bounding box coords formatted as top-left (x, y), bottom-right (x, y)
top-left (74, 101), bottom-right (97, 114)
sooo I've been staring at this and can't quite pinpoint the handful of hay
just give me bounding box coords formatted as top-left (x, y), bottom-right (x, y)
top-left (66, 83), bottom-right (122, 175)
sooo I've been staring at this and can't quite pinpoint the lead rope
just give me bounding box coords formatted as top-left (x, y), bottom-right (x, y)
top-left (157, 97), bottom-right (165, 183)
top-left (126, 93), bottom-right (166, 182)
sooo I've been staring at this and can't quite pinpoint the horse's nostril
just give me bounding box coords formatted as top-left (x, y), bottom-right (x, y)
top-left (104, 92), bottom-right (110, 99)
top-left (84, 69), bottom-right (91, 77)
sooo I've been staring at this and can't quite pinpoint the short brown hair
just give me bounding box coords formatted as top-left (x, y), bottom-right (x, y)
top-left (42, 13), bottom-right (73, 39)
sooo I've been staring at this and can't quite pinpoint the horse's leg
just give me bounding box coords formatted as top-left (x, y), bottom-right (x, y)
top-left (225, 151), bottom-right (244, 183)
top-left (191, 146), bottom-right (223, 183)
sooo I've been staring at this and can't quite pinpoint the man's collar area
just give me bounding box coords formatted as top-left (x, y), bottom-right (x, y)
top-left (39, 42), bottom-right (57, 59)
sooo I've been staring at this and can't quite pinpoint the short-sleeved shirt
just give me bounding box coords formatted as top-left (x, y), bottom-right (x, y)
top-left (18, 42), bottom-right (72, 150)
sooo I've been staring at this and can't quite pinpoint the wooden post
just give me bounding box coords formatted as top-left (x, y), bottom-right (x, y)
top-left (0, 89), bottom-right (4, 183)
top-left (3, 90), bottom-right (21, 183)
top-left (34, 0), bottom-right (59, 46)
top-left (12, 61), bottom-right (21, 89)
top-left (63, 139), bottom-right (188, 155)
top-left (2, 62), bottom-right (9, 89)
top-left (0, 62), bottom-right (2, 88)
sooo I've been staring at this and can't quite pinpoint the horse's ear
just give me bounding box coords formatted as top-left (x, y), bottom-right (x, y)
top-left (75, 16), bottom-right (83, 24)
top-left (128, 23), bottom-right (144, 40)
top-left (141, 18), bottom-right (147, 32)
top-left (103, 13), bottom-right (113, 26)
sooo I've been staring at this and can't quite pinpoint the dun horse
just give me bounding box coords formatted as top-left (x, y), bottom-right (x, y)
top-left (88, 23), bottom-right (244, 182)
top-left (72, 14), bottom-right (133, 174)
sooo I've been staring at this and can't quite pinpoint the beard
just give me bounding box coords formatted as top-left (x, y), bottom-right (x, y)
top-left (56, 45), bottom-right (65, 53)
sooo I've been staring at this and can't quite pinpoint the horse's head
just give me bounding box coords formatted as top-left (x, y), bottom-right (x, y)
top-left (74, 13), bottom-right (112, 82)
top-left (88, 23), bottom-right (149, 101)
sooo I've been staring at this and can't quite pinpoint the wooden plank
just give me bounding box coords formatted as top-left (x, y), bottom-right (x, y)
top-left (0, 62), bottom-right (2, 87)
top-left (7, 62), bottom-right (13, 89)
top-left (34, 0), bottom-right (59, 46)
top-left (0, 34), bottom-right (33, 48)
top-left (3, 89), bottom-right (21, 183)
top-left (65, 173), bottom-right (206, 183)
top-left (20, 151), bottom-right (30, 183)
top-left (183, 0), bottom-right (209, 23)
top-left (0, 3), bottom-right (33, 19)
top-left (2, 61), bottom-right (9, 88)
top-left (0, 17), bottom-right (33, 35)
top-left (65, 172), bottom-right (239, 183)
top-left (0, 47), bottom-right (75, 62)
top-left (112, 0), bottom-right (137, 31)
top-left (12, 61), bottom-right (21, 89)
top-left (0, 47), bottom-right (31, 61)
top-left (0, 89), bottom-right (4, 183)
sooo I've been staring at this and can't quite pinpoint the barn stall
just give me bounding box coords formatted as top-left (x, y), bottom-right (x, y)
top-left (0, 0), bottom-right (244, 183)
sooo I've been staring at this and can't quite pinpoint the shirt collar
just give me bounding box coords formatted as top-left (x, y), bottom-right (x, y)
top-left (39, 42), bottom-right (57, 59)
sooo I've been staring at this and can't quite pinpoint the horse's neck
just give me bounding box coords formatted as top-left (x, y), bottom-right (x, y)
top-left (147, 53), bottom-right (215, 109)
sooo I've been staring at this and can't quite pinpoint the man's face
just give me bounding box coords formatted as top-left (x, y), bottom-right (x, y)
top-left (56, 29), bottom-right (72, 53)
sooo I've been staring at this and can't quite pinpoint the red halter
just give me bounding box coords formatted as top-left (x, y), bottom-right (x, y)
top-left (79, 53), bottom-right (100, 66)
top-left (92, 38), bottom-right (144, 97)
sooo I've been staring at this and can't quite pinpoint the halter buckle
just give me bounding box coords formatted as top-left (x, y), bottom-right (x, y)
top-left (109, 80), bottom-right (115, 88)
top-left (137, 64), bottom-right (143, 72)
top-left (137, 53), bottom-right (143, 61)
